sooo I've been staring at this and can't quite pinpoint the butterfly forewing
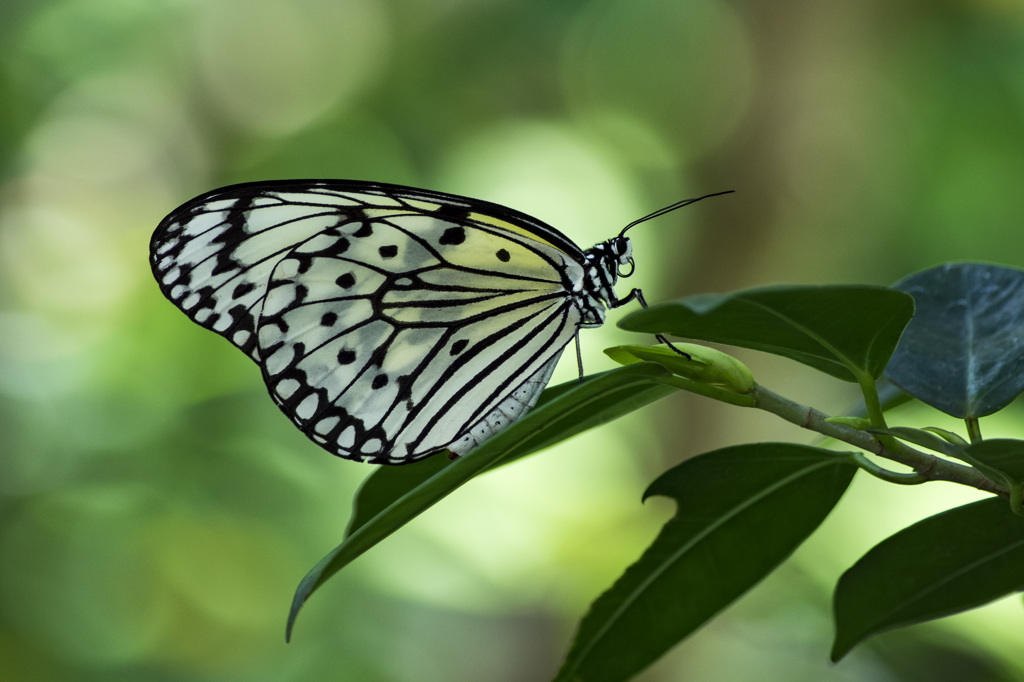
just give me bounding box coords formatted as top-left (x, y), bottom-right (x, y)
top-left (151, 188), bottom-right (361, 361)
top-left (152, 181), bottom-right (597, 464)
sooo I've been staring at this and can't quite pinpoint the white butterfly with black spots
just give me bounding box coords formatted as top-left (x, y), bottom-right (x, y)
top-left (151, 180), bottom-right (725, 464)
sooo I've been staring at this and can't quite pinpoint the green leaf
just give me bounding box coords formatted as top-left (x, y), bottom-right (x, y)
top-left (886, 263), bottom-right (1024, 417)
top-left (288, 363), bottom-right (677, 640)
top-left (343, 454), bottom-right (451, 537)
top-left (961, 439), bottom-right (1024, 486)
top-left (555, 443), bottom-right (857, 682)
top-left (832, 497), bottom-right (1024, 661)
top-left (619, 285), bottom-right (914, 382)
top-left (959, 440), bottom-right (1024, 515)
top-left (342, 366), bottom-right (679, 539)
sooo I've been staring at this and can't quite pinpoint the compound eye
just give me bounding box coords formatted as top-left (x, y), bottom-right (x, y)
top-left (614, 237), bottom-right (632, 259)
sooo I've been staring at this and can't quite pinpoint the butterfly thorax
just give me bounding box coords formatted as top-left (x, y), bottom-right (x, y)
top-left (577, 236), bottom-right (633, 328)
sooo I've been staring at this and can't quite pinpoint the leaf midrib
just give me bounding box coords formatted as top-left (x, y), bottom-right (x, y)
top-left (561, 457), bottom-right (840, 677)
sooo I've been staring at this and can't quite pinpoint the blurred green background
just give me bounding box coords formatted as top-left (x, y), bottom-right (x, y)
top-left (3, 0), bottom-right (1024, 680)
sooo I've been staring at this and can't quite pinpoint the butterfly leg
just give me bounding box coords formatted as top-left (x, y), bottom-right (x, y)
top-left (575, 332), bottom-right (585, 384)
top-left (614, 288), bottom-right (692, 360)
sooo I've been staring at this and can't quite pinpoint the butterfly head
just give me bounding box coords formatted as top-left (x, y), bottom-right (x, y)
top-left (609, 236), bottom-right (635, 278)
top-left (579, 190), bottom-right (735, 319)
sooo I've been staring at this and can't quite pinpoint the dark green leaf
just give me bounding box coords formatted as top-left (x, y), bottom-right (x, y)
top-left (961, 439), bottom-right (1024, 487)
top-left (886, 263), bottom-right (1024, 417)
top-left (832, 497), bottom-right (1024, 661)
top-left (555, 443), bottom-right (857, 682)
top-left (343, 454), bottom-right (451, 537)
top-left (619, 285), bottom-right (914, 382)
top-left (288, 363), bottom-right (677, 640)
top-left (342, 366), bottom-right (679, 538)
top-left (502, 366), bottom-right (678, 460)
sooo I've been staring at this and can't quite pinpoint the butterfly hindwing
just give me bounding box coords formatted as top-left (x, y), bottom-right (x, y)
top-left (257, 207), bottom-right (584, 462)
top-left (151, 180), bottom-right (594, 463)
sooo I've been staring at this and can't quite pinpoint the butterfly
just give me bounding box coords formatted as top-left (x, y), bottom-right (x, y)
top-left (151, 180), bottom-right (728, 464)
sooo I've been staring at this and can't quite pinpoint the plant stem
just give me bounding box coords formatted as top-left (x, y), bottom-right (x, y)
top-left (751, 383), bottom-right (1006, 496)
top-left (857, 373), bottom-right (888, 429)
top-left (965, 417), bottom-right (983, 444)
top-left (856, 373), bottom-right (901, 454)
top-left (849, 452), bottom-right (927, 485)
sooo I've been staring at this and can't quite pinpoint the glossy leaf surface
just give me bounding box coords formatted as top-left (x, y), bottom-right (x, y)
top-left (288, 363), bottom-right (677, 639)
top-left (556, 443), bottom-right (857, 682)
top-left (342, 365), bottom-right (679, 538)
top-left (832, 497), bottom-right (1024, 660)
top-left (620, 285), bottom-right (914, 382)
top-left (886, 263), bottom-right (1024, 417)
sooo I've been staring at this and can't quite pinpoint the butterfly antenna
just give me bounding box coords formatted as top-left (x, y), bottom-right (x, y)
top-left (619, 190), bottom-right (734, 238)
top-left (617, 190), bottom-right (733, 360)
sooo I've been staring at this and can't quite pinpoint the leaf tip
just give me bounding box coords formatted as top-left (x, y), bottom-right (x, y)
top-left (286, 575), bottom-right (317, 643)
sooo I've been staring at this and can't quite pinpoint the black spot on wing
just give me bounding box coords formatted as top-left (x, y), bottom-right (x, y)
top-left (395, 374), bottom-right (413, 400)
top-left (328, 237), bottom-right (350, 256)
top-left (232, 281), bottom-right (256, 299)
top-left (439, 227), bottom-right (466, 245)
